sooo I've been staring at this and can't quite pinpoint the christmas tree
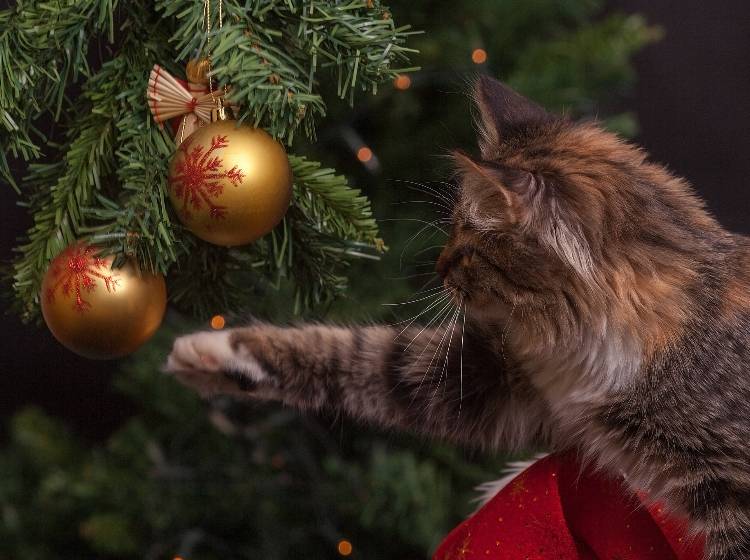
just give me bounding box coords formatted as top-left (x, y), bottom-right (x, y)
top-left (5, 0), bottom-right (417, 321)
top-left (1, 0), bottom-right (659, 558)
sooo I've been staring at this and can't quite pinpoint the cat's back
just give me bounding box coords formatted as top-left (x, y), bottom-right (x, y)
top-left (633, 230), bottom-right (750, 444)
top-left (716, 231), bottom-right (750, 325)
top-left (598, 230), bottom-right (750, 461)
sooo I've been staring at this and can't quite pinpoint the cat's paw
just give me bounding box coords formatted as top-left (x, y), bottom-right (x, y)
top-left (164, 330), bottom-right (270, 398)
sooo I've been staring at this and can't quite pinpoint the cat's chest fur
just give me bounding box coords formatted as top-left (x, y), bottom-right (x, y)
top-left (508, 320), bottom-right (643, 425)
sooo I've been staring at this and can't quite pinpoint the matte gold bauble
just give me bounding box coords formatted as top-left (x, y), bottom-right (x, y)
top-left (40, 244), bottom-right (167, 360)
top-left (167, 119), bottom-right (293, 246)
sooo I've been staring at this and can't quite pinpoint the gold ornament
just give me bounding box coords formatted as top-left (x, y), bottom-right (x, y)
top-left (40, 243), bottom-right (167, 360)
top-left (167, 116), bottom-right (293, 246)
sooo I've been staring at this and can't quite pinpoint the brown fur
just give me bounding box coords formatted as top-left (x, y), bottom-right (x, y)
top-left (167, 76), bottom-right (750, 559)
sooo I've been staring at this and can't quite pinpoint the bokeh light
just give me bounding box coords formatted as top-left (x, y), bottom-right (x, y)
top-left (356, 146), bottom-right (373, 162)
top-left (394, 74), bottom-right (412, 90)
top-left (210, 315), bottom-right (226, 330)
top-left (471, 48), bottom-right (487, 64)
top-left (337, 539), bottom-right (353, 556)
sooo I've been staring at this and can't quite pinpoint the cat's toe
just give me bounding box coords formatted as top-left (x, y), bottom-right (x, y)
top-left (165, 331), bottom-right (231, 373)
top-left (164, 330), bottom-right (272, 398)
top-left (164, 337), bottom-right (200, 373)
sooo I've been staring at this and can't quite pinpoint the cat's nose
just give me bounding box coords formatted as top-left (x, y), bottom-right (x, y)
top-left (460, 251), bottom-right (474, 268)
top-left (436, 247), bottom-right (473, 279)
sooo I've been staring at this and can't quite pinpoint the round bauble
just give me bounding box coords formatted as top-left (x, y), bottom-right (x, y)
top-left (167, 119), bottom-right (293, 246)
top-left (41, 243), bottom-right (167, 360)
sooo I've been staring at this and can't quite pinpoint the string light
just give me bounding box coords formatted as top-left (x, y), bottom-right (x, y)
top-left (337, 539), bottom-right (353, 556)
top-left (471, 48), bottom-right (487, 64)
top-left (356, 146), bottom-right (373, 163)
top-left (210, 314), bottom-right (226, 329)
top-left (393, 74), bottom-right (411, 90)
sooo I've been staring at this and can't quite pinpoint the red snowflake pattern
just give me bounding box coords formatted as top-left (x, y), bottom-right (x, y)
top-left (45, 245), bottom-right (119, 312)
top-left (168, 134), bottom-right (245, 220)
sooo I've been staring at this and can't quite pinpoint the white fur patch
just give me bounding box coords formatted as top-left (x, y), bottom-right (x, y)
top-left (474, 453), bottom-right (549, 510)
top-left (511, 319), bottom-right (642, 420)
top-left (165, 330), bottom-right (268, 383)
top-left (542, 217), bottom-right (593, 281)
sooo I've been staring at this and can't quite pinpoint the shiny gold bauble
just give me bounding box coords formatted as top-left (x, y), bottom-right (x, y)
top-left (40, 243), bottom-right (167, 360)
top-left (167, 119), bottom-right (293, 246)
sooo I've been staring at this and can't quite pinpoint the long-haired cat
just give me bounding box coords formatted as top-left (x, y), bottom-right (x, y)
top-left (166, 75), bottom-right (750, 560)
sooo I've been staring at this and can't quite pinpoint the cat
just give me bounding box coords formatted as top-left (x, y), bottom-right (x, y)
top-left (166, 75), bottom-right (750, 560)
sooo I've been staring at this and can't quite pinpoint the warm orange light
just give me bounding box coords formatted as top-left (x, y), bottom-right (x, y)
top-left (173, 557), bottom-right (185, 560)
top-left (471, 48), bottom-right (488, 64)
top-left (356, 146), bottom-right (373, 162)
top-left (393, 74), bottom-right (411, 90)
top-left (210, 315), bottom-right (226, 330)
top-left (337, 539), bottom-right (353, 556)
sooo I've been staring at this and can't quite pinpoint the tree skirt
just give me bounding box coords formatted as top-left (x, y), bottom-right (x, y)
top-left (434, 451), bottom-right (704, 560)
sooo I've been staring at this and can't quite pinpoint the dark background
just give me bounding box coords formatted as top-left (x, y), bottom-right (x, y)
top-left (2, 0), bottom-right (749, 438)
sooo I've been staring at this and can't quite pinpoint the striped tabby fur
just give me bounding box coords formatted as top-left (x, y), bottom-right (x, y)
top-left (167, 76), bottom-right (750, 559)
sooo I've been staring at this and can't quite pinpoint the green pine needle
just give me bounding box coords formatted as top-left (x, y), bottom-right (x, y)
top-left (3, 0), bottom-right (418, 320)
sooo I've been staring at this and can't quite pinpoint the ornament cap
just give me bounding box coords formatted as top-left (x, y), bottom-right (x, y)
top-left (211, 102), bottom-right (235, 122)
top-left (186, 58), bottom-right (211, 85)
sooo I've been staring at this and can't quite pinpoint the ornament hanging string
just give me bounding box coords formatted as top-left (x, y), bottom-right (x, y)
top-left (202, 0), bottom-right (229, 114)
top-left (165, 0), bottom-right (293, 247)
top-left (170, 0), bottom-right (228, 145)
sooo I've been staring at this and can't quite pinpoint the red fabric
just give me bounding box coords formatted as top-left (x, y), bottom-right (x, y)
top-left (433, 452), bottom-right (704, 560)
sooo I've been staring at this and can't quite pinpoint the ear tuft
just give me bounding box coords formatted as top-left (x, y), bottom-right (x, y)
top-left (474, 75), bottom-right (555, 152)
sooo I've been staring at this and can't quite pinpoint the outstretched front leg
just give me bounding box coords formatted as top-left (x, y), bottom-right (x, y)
top-left (165, 323), bottom-right (549, 450)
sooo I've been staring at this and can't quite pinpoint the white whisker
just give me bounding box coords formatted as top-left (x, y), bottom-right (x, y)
top-left (395, 179), bottom-right (455, 205)
top-left (379, 218), bottom-right (448, 235)
top-left (400, 299), bottom-right (455, 352)
top-left (391, 199), bottom-right (454, 213)
top-left (500, 301), bottom-right (516, 362)
top-left (459, 303), bottom-right (467, 419)
top-left (429, 302), bottom-right (462, 407)
top-left (407, 284), bottom-right (445, 298)
top-left (413, 275), bottom-right (442, 295)
top-left (404, 293), bottom-right (453, 351)
top-left (386, 271), bottom-right (440, 281)
top-left (420, 303), bottom-right (460, 406)
top-left (411, 301), bottom-right (458, 402)
top-left (392, 292), bottom-right (451, 335)
top-left (382, 289), bottom-right (445, 307)
top-left (413, 244), bottom-right (445, 258)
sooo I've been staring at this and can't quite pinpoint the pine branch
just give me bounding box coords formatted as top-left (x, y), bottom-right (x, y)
top-left (11, 56), bottom-right (129, 320)
top-left (163, 156), bottom-right (384, 317)
top-left (156, 0), bottom-right (419, 144)
top-left (80, 37), bottom-right (181, 276)
top-left (0, 0), bottom-right (118, 191)
top-left (167, 243), bottom-right (250, 318)
top-left (289, 155), bottom-right (379, 244)
top-left (8, 0), bottom-right (418, 320)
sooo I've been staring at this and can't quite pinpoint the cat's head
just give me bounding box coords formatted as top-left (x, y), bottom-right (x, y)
top-left (438, 76), bottom-right (717, 343)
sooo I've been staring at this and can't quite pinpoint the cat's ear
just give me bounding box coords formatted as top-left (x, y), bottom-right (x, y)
top-left (451, 150), bottom-right (536, 225)
top-left (474, 75), bottom-right (555, 154)
top-left (453, 151), bottom-right (594, 278)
